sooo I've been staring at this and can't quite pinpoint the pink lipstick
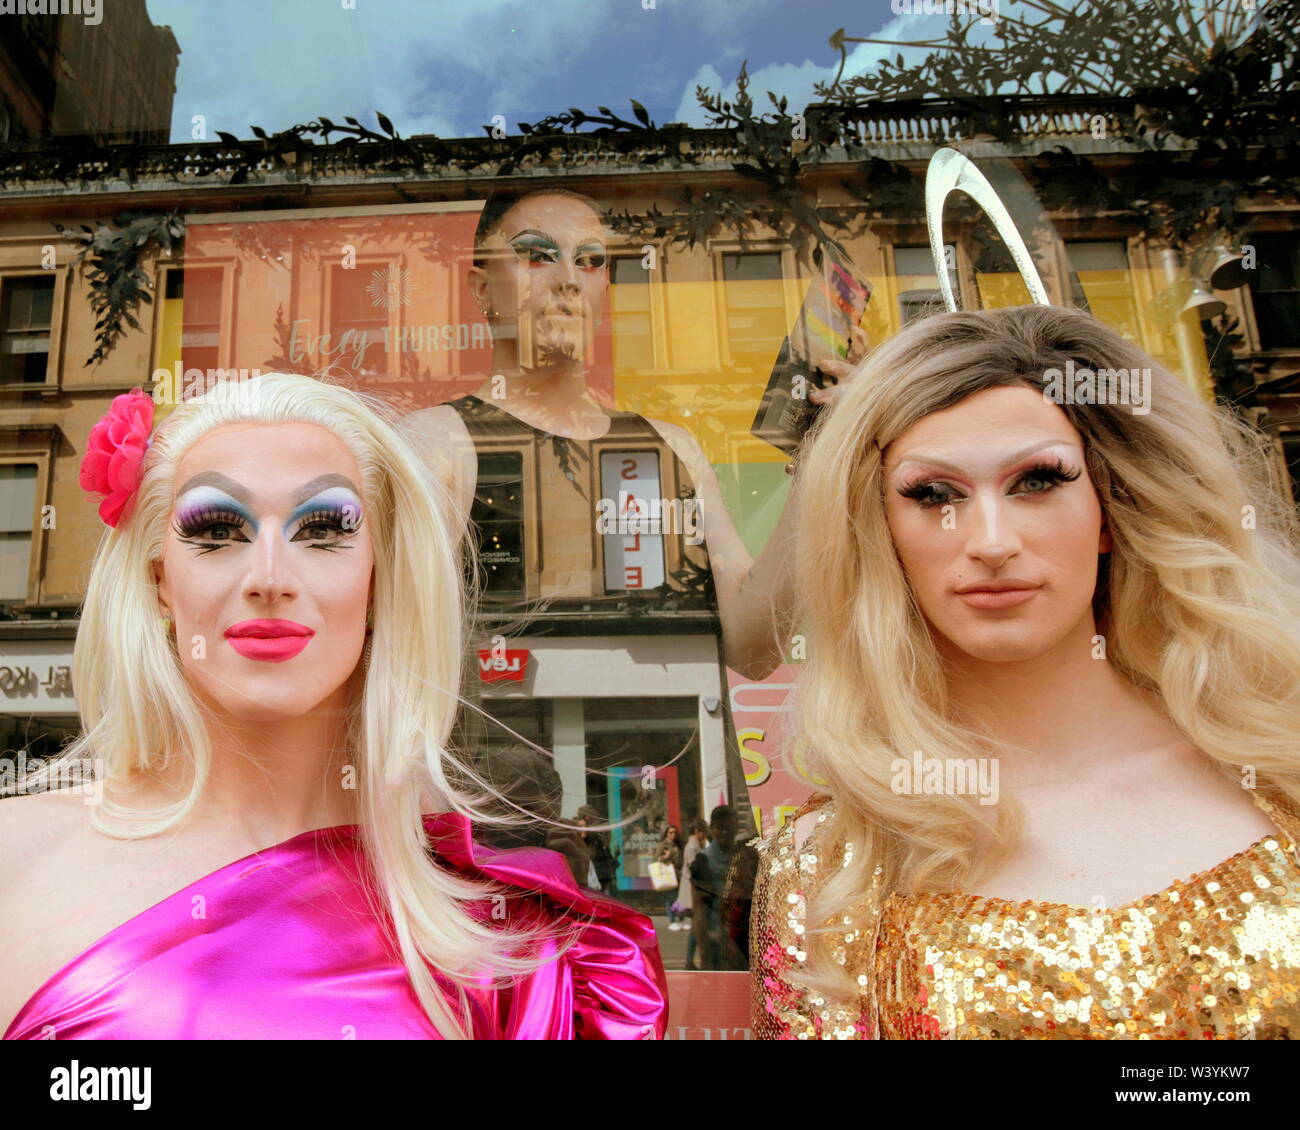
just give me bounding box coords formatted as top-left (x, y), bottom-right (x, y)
top-left (224, 619), bottom-right (315, 662)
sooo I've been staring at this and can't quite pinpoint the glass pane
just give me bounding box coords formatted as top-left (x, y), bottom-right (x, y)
top-left (1254, 293), bottom-right (1300, 350)
top-left (179, 268), bottom-right (222, 325)
top-left (580, 696), bottom-right (716, 969)
top-left (0, 463), bottom-right (38, 531)
top-left (0, 277), bottom-right (54, 331)
top-left (1283, 435), bottom-right (1300, 508)
top-left (1067, 241), bottom-right (1140, 339)
top-left (1249, 236), bottom-right (1300, 348)
top-left (0, 464), bottom-right (37, 599)
top-left (1254, 235), bottom-right (1300, 291)
top-left (895, 245), bottom-right (957, 322)
top-left (610, 256), bottom-right (655, 373)
top-left (0, 532), bottom-right (33, 601)
top-left (20, 1), bottom-right (1297, 1045)
top-left (1067, 240), bottom-right (1129, 272)
top-left (720, 251), bottom-right (781, 282)
top-left (0, 335), bottom-right (51, 383)
top-left (721, 252), bottom-right (786, 360)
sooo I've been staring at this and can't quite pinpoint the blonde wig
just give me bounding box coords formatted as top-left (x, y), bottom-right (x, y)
top-left (788, 304), bottom-right (1300, 1002)
top-left (33, 371), bottom-right (576, 1038)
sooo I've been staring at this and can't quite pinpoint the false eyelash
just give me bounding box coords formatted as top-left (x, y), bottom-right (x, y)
top-left (897, 457), bottom-right (1082, 509)
top-left (510, 238), bottom-right (558, 264)
top-left (293, 505), bottom-right (364, 543)
top-left (173, 506), bottom-right (246, 540)
top-left (1015, 457), bottom-right (1082, 490)
top-left (897, 479), bottom-right (958, 508)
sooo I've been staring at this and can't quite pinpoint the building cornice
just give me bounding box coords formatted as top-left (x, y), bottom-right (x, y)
top-left (0, 94), bottom-right (1191, 214)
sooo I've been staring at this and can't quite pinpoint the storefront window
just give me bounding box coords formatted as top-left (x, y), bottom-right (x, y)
top-left (470, 451), bottom-right (525, 598)
top-left (5, 0), bottom-right (1298, 1051)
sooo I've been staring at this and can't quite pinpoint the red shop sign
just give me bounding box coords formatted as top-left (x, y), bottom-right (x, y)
top-left (476, 648), bottom-right (530, 683)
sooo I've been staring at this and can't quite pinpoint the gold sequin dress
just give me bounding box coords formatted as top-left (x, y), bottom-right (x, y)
top-left (751, 789), bottom-right (1300, 1039)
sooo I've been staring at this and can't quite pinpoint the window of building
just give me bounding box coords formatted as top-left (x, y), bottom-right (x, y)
top-left (1248, 235), bottom-right (1300, 350)
top-left (470, 451), bottom-right (525, 597)
top-left (173, 267), bottom-right (223, 375)
top-left (1066, 240), bottom-right (1139, 339)
top-left (894, 245), bottom-right (956, 324)
top-left (600, 449), bottom-right (666, 593)
top-left (610, 255), bottom-right (655, 374)
top-left (0, 276), bottom-right (55, 385)
top-left (1281, 433), bottom-right (1300, 510)
top-left (720, 250), bottom-right (786, 364)
top-left (0, 463), bottom-right (38, 602)
top-left (329, 263), bottom-right (391, 377)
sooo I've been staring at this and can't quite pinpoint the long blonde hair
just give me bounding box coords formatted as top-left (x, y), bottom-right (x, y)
top-left (36, 372), bottom-right (572, 1038)
top-left (790, 304), bottom-right (1300, 1001)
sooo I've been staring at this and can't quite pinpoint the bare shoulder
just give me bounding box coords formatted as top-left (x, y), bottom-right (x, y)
top-left (0, 790), bottom-right (229, 1032)
top-left (793, 810), bottom-right (821, 853)
top-left (0, 787), bottom-right (94, 862)
top-left (0, 788), bottom-right (102, 921)
top-left (793, 794), bottom-right (835, 853)
top-left (0, 789), bottom-right (106, 1028)
top-left (754, 793), bottom-right (834, 859)
top-left (751, 796), bottom-right (838, 948)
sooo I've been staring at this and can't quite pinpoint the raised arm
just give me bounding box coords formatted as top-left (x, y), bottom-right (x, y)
top-left (648, 327), bottom-right (868, 681)
top-left (648, 419), bottom-right (771, 680)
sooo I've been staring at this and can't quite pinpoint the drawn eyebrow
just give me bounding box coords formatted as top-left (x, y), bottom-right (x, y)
top-left (175, 471), bottom-right (361, 508)
top-left (890, 438), bottom-right (1078, 475)
top-left (508, 229), bottom-right (558, 245)
top-left (290, 474), bottom-right (361, 507)
top-left (509, 230), bottom-right (606, 251)
top-left (175, 471), bottom-right (251, 504)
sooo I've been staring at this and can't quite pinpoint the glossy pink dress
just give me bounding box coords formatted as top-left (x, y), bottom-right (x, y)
top-left (4, 813), bottom-right (667, 1039)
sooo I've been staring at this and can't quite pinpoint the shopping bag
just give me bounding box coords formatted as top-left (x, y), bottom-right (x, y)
top-left (648, 861), bottom-right (677, 891)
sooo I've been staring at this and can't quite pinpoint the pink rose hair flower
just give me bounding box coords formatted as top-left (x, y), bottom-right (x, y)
top-left (79, 386), bottom-right (155, 528)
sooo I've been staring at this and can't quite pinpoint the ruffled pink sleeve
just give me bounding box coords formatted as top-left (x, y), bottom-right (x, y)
top-left (425, 814), bottom-right (668, 1039)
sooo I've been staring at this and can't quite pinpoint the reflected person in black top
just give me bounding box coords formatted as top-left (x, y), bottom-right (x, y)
top-left (690, 805), bottom-right (745, 971)
top-left (402, 188), bottom-right (811, 681)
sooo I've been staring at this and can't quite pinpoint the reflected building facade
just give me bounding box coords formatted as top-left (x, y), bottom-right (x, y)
top-left (1, 84), bottom-right (1298, 995)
